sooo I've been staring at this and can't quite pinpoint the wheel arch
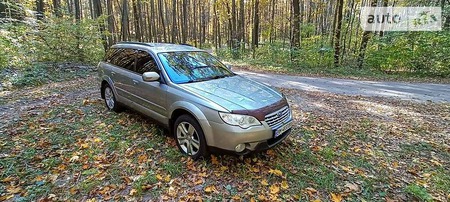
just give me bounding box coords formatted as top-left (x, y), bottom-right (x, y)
top-left (168, 101), bottom-right (212, 140)
top-left (100, 76), bottom-right (116, 99)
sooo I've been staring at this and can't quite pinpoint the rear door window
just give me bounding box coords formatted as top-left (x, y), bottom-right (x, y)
top-left (134, 50), bottom-right (158, 74)
top-left (106, 48), bottom-right (136, 71)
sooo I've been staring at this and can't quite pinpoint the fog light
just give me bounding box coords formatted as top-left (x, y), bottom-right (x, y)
top-left (235, 144), bottom-right (246, 152)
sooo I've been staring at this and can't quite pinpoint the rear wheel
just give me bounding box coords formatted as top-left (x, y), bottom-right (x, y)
top-left (102, 84), bottom-right (122, 112)
top-left (174, 115), bottom-right (208, 159)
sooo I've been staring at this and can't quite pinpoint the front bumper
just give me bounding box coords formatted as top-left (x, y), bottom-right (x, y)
top-left (205, 120), bottom-right (292, 154)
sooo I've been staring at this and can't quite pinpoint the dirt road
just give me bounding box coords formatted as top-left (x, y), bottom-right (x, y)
top-left (237, 71), bottom-right (450, 103)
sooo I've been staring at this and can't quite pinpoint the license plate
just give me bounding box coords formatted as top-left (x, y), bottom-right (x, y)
top-left (275, 121), bottom-right (292, 138)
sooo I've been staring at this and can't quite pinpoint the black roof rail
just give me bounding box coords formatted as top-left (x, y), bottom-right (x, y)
top-left (117, 41), bottom-right (154, 47)
top-left (179, 43), bottom-right (194, 47)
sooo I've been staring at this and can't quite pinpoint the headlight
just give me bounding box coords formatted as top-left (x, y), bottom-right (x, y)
top-left (218, 112), bottom-right (261, 129)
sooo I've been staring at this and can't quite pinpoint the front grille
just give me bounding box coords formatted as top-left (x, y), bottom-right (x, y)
top-left (264, 106), bottom-right (291, 129)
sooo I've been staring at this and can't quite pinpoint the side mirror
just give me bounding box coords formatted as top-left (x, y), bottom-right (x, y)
top-left (142, 72), bottom-right (160, 82)
top-left (226, 64), bottom-right (232, 71)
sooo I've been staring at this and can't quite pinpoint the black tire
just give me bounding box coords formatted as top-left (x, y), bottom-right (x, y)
top-left (174, 115), bottom-right (208, 159)
top-left (101, 83), bottom-right (122, 112)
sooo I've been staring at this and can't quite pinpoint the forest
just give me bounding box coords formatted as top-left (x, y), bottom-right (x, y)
top-left (1, 0), bottom-right (449, 79)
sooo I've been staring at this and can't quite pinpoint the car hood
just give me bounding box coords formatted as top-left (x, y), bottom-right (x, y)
top-left (179, 75), bottom-right (283, 111)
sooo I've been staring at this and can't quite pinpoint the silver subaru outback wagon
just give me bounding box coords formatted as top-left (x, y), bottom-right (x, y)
top-left (98, 42), bottom-right (293, 159)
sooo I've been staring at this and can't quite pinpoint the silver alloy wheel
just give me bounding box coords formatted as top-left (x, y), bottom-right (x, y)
top-left (104, 87), bottom-right (115, 109)
top-left (176, 122), bottom-right (200, 156)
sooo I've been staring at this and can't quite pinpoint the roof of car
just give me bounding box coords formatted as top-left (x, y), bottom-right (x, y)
top-left (113, 42), bottom-right (203, 54)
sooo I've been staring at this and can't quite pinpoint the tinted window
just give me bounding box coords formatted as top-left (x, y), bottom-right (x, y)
top-left (106, 48), bottom-right (135, 71)
top-left (158, 51), bottom-right (234, 84)
top-left (135, 50), bottom-right (158, 74)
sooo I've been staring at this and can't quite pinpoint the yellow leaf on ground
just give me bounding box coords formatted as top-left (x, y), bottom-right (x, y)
top-left (164, 175), bottom-right (171, 182)
top-left (330, 193), bottom-right (343, 202)
top-left (258, 195), bottom-right (266, 200)
top-left (211, 155), bottom-right (219, 165)
top-left (156, 174), bottom-right (163, 181)
top-left (7, 186), bottom-right (21, 194)
top-left (270, 184), bottom-right (280, 194)
top-left (80, 143), bottom-right (89, 149)
top-left (129, 189), bottom-right (137, 196)
top-left (269, 169), bottom-right (283, 177)
top-left (281, 181), bottom-right (289, 190)
top-left (311, 199), bottom-right (321, 202)
top-left (204, 185), bottom-right (216, 193)
top-left (194, 179), bottom-right (203, 185)
top-left (250, 197), bottom-right (256, 202)
top-left (261, 179), bottom-right (269, 186)
top-left (266, 149), bottom-right (276, 156)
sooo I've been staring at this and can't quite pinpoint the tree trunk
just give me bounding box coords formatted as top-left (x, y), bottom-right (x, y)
top-left (171, 0), bottom-right (177, 43)
top-left (252, 0), bottom-right (259, 50)
top-left (291, 0), bottom-right (300, 49)
top-left (182, 0), bottom-right (188, 43)
top-left (231, 0), bottom-right (237, 49)
top-left (106, 0), bottom-right (115, 46)
top-left (93, 0), bottom-right (107, 50)
top-left (132, 0), bottom-right (141, 41)
top-left (238, 0), bottom-right (245, 48)
top-left (333, 0), bottom-right (344, 67)
top-left (36, 0), bottom-right (44, 20)
top-left (53, 0), bottom-right (61, 17)
top-left (121, 0), bottom-right (129, 41)
top-left (158, 0), bottom-right (167, 42)
top-left (269, 0), bottom-right (275, 43)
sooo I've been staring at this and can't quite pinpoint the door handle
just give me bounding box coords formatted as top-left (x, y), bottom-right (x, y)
top-left (111, 71), bottom-right (116, 75)
top-left (132, 80), bottom-right (139, 85)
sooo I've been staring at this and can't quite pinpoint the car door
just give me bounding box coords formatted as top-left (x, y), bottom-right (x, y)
top-left (127, 50), bottom-right (168, 121)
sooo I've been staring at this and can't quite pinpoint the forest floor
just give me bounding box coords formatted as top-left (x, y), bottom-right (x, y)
top-left (1, 70), bottom-right (449, 201)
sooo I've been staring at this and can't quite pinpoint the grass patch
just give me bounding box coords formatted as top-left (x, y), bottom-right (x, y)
top-left (1, 63), bottom-right (94, 90)
top-left (405, 184), bottom-right (433, 202)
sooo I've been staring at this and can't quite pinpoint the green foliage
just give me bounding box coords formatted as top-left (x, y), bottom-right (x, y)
top-left (33, 17), bottom-right (105, 64)
top-left (0, 16), bottom-right (105, 70)
top-left (7, 63), bottom-right (92, 89)
top-left (405, 184), bottom-right (433, 202)
top-left (366, 32), bottom-right (450, 77)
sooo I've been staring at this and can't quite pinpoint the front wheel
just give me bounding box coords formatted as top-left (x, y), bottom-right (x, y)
top-left (174, 115), bottom-right (208, 159)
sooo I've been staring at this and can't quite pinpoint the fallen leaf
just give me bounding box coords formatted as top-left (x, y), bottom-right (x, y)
top-left (211, 155), bottom-right (219, 165)
top-left (164, 175), bottom-right (171, 182)
top-left (204, 185), bottom-right (216, 193)
top-left (281, 181), bottom-right (289, 190)
top-left (69, 155), bottom-right (79, 162)
top-left (330, 193), bottom-right (343, 202)
top-left (156, 174), bottom-right (163, 181)
top-left (7, 186), bottom-right (21, 194)
top-left (194, 179), bottom-right (203, 185)
top-left (261, 179), bottom-right (269, 186)
top-left (344, 182), bottom-right (360, 193)
top-left (269, 169), bottom-right (283, 177)
top-left (270, 184), bottom-right (280, 194)
top-left (129, 189), bottom-right (137, 196)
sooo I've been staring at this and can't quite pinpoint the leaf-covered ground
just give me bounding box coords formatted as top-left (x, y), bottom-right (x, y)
top-left (1, 74), bottom-right (449, 201)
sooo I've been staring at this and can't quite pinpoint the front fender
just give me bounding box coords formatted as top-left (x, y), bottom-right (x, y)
top-left (169, 101), bottom-right (214, 145)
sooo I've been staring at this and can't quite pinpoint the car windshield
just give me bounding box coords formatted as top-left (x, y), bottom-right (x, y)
top-left (158, 51), bottom-right (235, 84)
